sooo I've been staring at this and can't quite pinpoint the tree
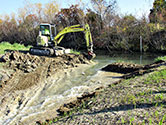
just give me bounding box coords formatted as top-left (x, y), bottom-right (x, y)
top-left (88, 0), bottom-right (118, 46)
top-left (54, 5), bottom-right (85, 28)
top-left (54, 5), bottom-right (86, 50)
top-left (34, 3), bottom-right (43, 22)
top-left (149, 0), bottom-right (166, 23)
top-left (44, 1), bottom-right (59, 23)
top-left (90, 0), bottom-right (117, 23)
top-left (86, 9), bottom-right (102, 42)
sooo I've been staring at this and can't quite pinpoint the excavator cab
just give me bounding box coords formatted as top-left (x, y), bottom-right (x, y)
top-left (37, 23), bottom-right (56, 47)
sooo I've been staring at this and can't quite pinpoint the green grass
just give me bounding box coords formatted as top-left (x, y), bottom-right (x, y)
top-left (0, 42), bottom-right (31, 54)
top-left (0, 42), bottom-right (81, 55)
top-left (155, 56), bottom-right (166, 62)
top-left (144, 69), bottom-right (166, 84)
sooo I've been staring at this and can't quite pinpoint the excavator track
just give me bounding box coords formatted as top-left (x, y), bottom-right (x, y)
top-left (29, 47), bottom-right (54, 56)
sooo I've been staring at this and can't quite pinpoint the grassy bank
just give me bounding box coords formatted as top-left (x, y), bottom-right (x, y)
top-left (0, 42), bottom-right (31, 54)
top-left (42, 65), bottom-right (166, 125)
top-left (155, 56), bottom-right (166, 62)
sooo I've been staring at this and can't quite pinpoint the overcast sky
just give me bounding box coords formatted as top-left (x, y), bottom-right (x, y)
top-left (0, 0), bottom-right (154, 18)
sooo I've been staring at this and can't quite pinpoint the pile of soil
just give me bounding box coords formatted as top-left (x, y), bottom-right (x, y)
top-left (101, 62), bottom-right (144, 74)
top-left (101, 61), bottom-right (166, 75)
top-left (2, 51), bottom-right (44, 72)
top-left (1, 51), bottom-right (89, 73)
top-left (0, 51), bottom-right (90, 90)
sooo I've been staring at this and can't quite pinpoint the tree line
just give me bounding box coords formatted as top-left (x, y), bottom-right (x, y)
top-left (0, 0), bottom-right (166, 53)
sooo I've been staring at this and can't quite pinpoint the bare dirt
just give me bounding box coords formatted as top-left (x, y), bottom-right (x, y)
top-left (101, 62), bottom-right (144, 74)
top-left (0, 51), bottom-right (89, 90)
top-left (101, 61), bottom-right (165, 74)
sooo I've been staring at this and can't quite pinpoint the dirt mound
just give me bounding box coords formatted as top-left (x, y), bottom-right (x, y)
top-left (0, 51), bottom-right (90, 90)
top-left (1, 51), bottom-right (89, 72)
top-left (101, 61), bottom-right (166, 79)
top-left (2, 51), bottom-right (45, 73)
top-left (101, 62), bottom-right (144, 74)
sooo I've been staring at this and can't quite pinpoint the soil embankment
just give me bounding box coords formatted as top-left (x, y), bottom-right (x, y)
top-left (0, 51), bottom-right (89, 89)
top-left (102, 61), bottom-right (166, 79)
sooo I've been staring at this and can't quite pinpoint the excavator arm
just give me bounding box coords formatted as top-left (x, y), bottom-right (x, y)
top-left (54, 24), bottom-right (93, 53)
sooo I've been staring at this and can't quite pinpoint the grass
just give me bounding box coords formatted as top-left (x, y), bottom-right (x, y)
top-left (0, 42), bottom-right (31, 54)
top-left (0, 42), bottom-right (81, 55)
top-left (159, 115), bottom-right (166, 125)
top-left (144, 69), bottom-right (166, 84)
top-left (155, 56), bottom-right (166, 62)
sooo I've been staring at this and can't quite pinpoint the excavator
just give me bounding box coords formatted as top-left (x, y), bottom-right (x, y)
top-left (29, 23), bottom-right (95, 59)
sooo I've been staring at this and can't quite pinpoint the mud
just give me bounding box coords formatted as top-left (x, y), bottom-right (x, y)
top-left (2, 51), bottom-right (89, 72)
top-left (0, 51), bottom-right (89, 89)
top-left (0, 51), bottom-right (91, 124)
top-left (101, 62), bottom-right (143, 73)
top-left (102, 61), bottom-right (166, 74)
top-left (57, 91), bottom-right (97, 115)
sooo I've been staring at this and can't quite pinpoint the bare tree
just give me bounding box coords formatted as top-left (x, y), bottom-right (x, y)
top-left (90, 0), bottom-right (117, 20)
top-left (44, 1), bottom-right (60, 23)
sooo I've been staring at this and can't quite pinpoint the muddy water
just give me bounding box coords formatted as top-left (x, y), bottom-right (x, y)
top-left (96, 52), bottom-right (164, 65)
top-left (1, 53), bottom-right (163, 124)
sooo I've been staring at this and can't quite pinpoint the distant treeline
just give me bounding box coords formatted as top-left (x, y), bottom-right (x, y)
top-left (0, 0), bottom-right (166, 53)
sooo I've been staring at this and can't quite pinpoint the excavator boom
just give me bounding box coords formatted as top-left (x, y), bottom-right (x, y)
top-left (54, 24), bottom-right (93, 52)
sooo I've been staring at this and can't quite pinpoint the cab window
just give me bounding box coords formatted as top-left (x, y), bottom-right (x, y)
top-left (40, 25), bottom-right (50, 35)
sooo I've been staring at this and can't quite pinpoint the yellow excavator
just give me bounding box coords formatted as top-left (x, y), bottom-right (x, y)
top-left (29, 23), bottom-right (95, 59)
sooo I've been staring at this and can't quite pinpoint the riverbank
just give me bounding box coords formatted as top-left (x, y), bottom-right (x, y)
top-left (42, 61), bottom-right (166, 124)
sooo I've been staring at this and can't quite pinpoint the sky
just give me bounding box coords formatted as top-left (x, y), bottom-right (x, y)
top-left (117, 0), bottom-right (154, 17)
top-left (0, 0), bottom-right (154, 18)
